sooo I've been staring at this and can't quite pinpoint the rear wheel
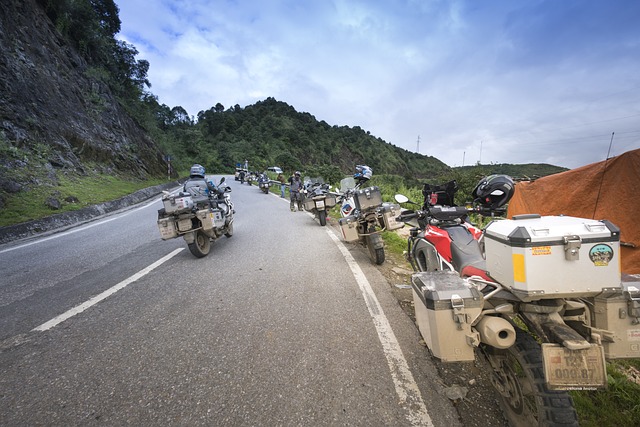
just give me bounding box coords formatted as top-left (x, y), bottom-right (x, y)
top-left (366, 233), bottom-right (385, 265)
top-left (318, 210), bottom-right (327, 226)
top-left (188, 230), bottom-right (211, 258)
top-left (483, 328), bottom-right (579, 427)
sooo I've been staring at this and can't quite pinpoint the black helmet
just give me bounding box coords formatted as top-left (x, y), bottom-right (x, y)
top-left (472, 174), bottom-right (514, 209)
top-left (190, 164), bottom-right (205, 178)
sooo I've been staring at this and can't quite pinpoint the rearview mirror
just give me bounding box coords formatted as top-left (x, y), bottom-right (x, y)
top-left (394, 194), bottom-right (409, 204)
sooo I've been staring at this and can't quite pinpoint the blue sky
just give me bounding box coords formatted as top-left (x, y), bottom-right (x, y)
top-left (117, 0), bottom-right (640, 169)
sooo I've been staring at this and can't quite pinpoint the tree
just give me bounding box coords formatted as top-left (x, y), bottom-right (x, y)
top-left (170, 106), bottom-right (191, 125)
top-left (90, 0), bottom-right (120, 37)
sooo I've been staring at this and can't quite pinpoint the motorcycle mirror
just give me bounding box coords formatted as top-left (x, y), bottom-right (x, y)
top-left (394, 194), bottom-right (410, 204)
top-left (219, 177), bottom-right (226, 184)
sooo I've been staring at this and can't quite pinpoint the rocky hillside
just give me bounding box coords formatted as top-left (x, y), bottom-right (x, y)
top-left (0, 0), bottom-right (167, 209)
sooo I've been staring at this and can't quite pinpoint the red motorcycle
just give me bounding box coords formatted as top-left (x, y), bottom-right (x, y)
top-left (395, 175), bottom-right (630, 427)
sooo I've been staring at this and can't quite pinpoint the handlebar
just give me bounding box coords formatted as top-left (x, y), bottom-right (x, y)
top-left (396, 210), bottom-right (422, 222)
top-left (395, 205), bottom-right (507, 224)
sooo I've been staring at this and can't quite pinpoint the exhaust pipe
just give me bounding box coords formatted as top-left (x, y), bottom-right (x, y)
top-left (476, 316), bottom-right (516, 349)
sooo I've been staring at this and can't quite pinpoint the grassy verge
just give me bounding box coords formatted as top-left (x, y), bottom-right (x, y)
top-left (0, 174), bottom-right (169, 227)
top-left (571, 360), bottom-right (640, 426)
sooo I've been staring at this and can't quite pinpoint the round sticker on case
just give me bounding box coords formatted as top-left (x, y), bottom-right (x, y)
top-left (589, 244), bottom-right (614, 266)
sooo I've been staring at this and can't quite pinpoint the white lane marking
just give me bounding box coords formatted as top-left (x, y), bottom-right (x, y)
top-left (0, 198), bottom-right (161, 255)
top-left (325, 229), bottom-right (434, 427)
top-left (33, 248), bottom-right (184, 332)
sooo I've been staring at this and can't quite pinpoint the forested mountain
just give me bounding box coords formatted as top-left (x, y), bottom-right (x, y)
top-left (154, 97), bottom-right (450, 183)
top-left (455, 163), bottom-right (567, 181)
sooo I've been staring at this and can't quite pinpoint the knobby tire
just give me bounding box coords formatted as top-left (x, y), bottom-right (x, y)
top-left (486, 328), bottom-right (579, 427)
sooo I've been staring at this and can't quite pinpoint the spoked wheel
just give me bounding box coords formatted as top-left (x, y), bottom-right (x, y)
top-left (483, 328), bottom-right (579, 427)
top-left (187, 230), bottom-right (211, 258)
top-left (318, 210), bottom-right (327, 226)
top-left (224, 221), bottom-right (234, 238)
top-left (365, 233), bottom-right (385, 265)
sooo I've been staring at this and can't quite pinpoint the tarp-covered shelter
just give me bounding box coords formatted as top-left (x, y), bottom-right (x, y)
top-left (507, 148), bottom-right (640, 274)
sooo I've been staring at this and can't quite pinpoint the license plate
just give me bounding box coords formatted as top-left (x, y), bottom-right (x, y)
top-left (177, 218), bottom-right (193, 232)
top-left (542, 344), bottom-right (607, 390)
top-left (315, 200), bottom-right (325, 209)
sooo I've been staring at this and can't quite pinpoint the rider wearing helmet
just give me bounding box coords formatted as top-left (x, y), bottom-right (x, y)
top-left (184, 163), bottom-right (217, 198)
top-left (288, 171), bottom-right (304, 211)
top-left (472, 174), bottom-right (514, 210)
top-left (354, 165), bottom-right (373, 182)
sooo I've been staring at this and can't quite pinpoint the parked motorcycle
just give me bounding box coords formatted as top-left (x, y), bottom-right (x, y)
top-left (157, 176), bottom-right (234, 258)
top-left (258, 173), bottom-right (270, 194)
top-left (395, 175), bottom-right (634, 426)
top-left (336, 165), bottom-right (402, 265)
top-left (302, 177), bottom-right (336, 226)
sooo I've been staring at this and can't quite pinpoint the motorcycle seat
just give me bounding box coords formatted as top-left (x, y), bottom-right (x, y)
top-left (447, 226), bottom-right (491, 280)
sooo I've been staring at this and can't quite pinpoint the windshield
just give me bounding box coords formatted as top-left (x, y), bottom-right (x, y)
top-left (340, 177), bottom-right (356, 192)
top-left (306, 177), bottom-right (325, 185)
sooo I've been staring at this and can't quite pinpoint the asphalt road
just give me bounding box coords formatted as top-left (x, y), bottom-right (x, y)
top-left (0, 176), bottom-right (465, 426)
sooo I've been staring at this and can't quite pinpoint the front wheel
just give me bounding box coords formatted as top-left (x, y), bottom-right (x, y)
top-left (318, 210), bottom-right (327, 226)
top-left (483, 328), bottom-right (579, 427)
top-left (187, 230), bottom-right (211, 258)
top-left (365, 233), bottom-right (385, 265)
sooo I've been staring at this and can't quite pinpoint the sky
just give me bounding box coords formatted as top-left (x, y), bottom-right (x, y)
top-left (116, 0), bottom-right (640, 169)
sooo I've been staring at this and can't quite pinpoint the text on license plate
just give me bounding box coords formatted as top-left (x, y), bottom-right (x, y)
top-left (316, 200), bottom-right (325, 209)
top-left (541, 344), bottom-right (607, 390)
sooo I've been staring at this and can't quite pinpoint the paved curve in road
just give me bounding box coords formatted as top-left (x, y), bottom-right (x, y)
top-left (1, 176), bottom-right (475, 426)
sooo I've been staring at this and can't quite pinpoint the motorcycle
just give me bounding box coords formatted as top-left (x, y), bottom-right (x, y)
top-left (257, 173), bottom-right (270, 194)
top-left (245, 172), bottom-right (256, 185)
top-left (394, 176), bottom-right (634, 427)
top-left (301, 177), bottom-right (336, 226)
top-left (336, 170), bottom-right (402, 265)
top-left (157, 176), bottom-right (234, 258)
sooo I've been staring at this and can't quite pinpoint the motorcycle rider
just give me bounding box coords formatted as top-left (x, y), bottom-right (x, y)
top-left (288, 171), bottom-right (304, 211)
top-left (183, 164), bottom-right (217, 199)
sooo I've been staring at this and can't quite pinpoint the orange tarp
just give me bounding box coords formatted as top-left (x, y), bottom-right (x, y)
top-left (507, 148), bottom-right (640, 274)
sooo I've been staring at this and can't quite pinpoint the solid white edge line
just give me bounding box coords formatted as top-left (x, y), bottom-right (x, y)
top-left (325, 228), bottom-right (434, 427)
top-left (32, 248), bottom-right (184, 332)
top-left (0, 197), bottom-right (163, 255)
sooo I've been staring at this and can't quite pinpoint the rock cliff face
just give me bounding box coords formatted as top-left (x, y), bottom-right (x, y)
top-left (0, 0), bottom-right (167, 206)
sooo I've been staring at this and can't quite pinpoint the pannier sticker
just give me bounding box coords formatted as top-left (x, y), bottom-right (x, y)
top-left (589, 244), bottom-right (613, 266)
top-left (531, 246), bottom-right (551, 256)
top-left (628, 330), bottom-right (640, 342)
